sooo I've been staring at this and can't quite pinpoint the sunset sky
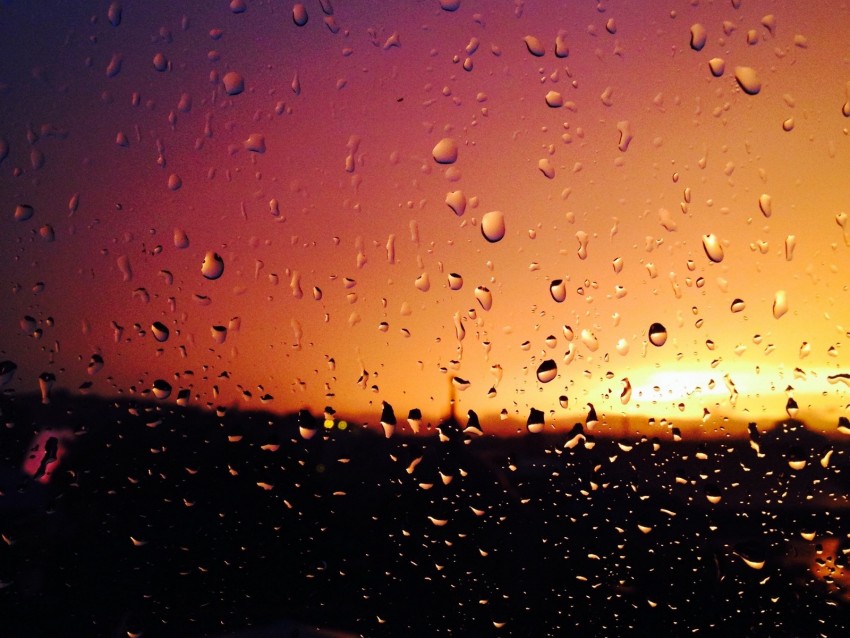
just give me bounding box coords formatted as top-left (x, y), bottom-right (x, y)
top-left (1, 0), bottom-right (848, 434)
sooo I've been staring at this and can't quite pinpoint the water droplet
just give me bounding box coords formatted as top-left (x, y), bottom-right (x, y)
top-left (414, 272), bottom-right (430, 292)
top-left (439, 0), bottom-right (460, 10)
top-left (0, 360), bottom-right (17, 386)
top-left (690, 24), bottom-right (707, 51)
top-left (575, 231), bottom-right (589, 260)
top-left (481, 211), bottom-right (506, 243)
top-left (445, 190), bottom-right (466, 216)
top-left (538, 158), bottom-right (555, 179)
top-left (523, 35), bottom-right (545, 57)
top-left (758, 193), bottom-right (772, 217)
top-left (38, 372), bottom-right (55, 404)
top-left (580, 329), bottom-right (599, 352)
top-left (173, 228), bottom-right (189, 249)
top-left (244, 133), bottom-right (266, 153)
top-left (223, 71), bottom-right (245, 95)
top-left (555, 31), bottom-right (569, 58)
top-left (702, 234), bottom-right (724, 262)
top-left (167, 173), bottom-right (182, 191)
top-left (106, 54), bottom-right (122, 77)
top-left (152, 379), bottom-right (172, 400)
top-left (292, 3), bottom-right (308, 26)
top-left (785, 235), bottom-right (796, 261)
top-left (87, 354), bottom-right (104, 375)
top-left (734, 66), bottom-right (761, 95)
top-left (201, 251), bottom-right (224, 280)
top-left (549, 279), bottom-right (566, 303)
top-left (475, 286), bottom-right (493, 311)
top-left (772, 290), bottom-right (788, 319)
top-left (648, 323), bottom-right (668, 347)
top-left (616, 120), bottom-right (633, 152)
top-left (108, 1), bottom-right (122, 26)
top-left (211, 325), bottom-right (227, 344)
top-left (536, 359), bottom-right (557, 383)
top-left (448, 273), bottom-right (463, 290)
top-left (730, 298), bottom-right (746, 313)
top-left (526, 407), bottom-right (545, 433)
top-left (545, 91), bottom-right (563, 108)
top-left (14, 204), bottom-right (34, 222)
top-left (432, 138), bottom-right (458, 164)
top-left (151, 322), bottom-right (169, 342)
top-left (152, 52), bottom-right (168, 72)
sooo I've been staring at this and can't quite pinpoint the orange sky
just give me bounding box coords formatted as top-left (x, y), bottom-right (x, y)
top-left (1, 0), bottom-right (848, 434)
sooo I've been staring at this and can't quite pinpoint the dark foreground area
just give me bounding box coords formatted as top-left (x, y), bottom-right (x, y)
top-left (2, 392), bottom-right (850, 637)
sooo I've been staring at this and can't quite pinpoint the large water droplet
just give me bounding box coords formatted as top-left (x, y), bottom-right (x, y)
top-left (0, 360), bottom-right (17, 386)
top-left (414, 272), bottom-right (430, 292)
top-left (14, 204), bottom-right (34, 222)
top-left (481, 211), bottom-right (506, 243)
top-left (475, 286), bottom-right (493, 310)
top-left (292, 3), bottom-right (308, 26)
top-left (536, 359), bottom-right (557, 383)
top-left (648, 323), bottom-right (668, 347)
top-left (432, 138), bottom-right (458, 164)
top-left (549, 279), bottom-right (566, 303)
top-left (772, 290), bottom-right (788, 318)
top-left (538, 158), bottom-right (555, 179)
top-left (445, 190), bottom-right (466, 216)
top-left (734, 67), bottom-right (761, 95)
top-left (708, 57), bottom-right (725, 77)
top-left (448, 273), bottom-right (463, 290)
top-left (702, 234), bottom-right (724, 262)
top-left (526, 407), bottom-right (545, 433)
top-left (523, 35), bottom-right (545, 57)
top-left (223, 71), bottom-right (245, 95)
top-left (174, 228), bottom-right (189, 249)
top-left (152, 379), bottom-right (172, 400)
top-left (151, 322), bottom-right (169, 342)
top-left (758, 193), bottom-right (772, 217)
top-left (545, 91), bottom-right (563, 108)
top-left (690, 24), bottom-right (707, 51)
top-left (730, 298), bottom-right (746, 313)
top-left (202, 251), bottom-right (224, 279)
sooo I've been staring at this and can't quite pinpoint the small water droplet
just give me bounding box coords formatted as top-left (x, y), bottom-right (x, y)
top-left (448, 273), bottom-right (463, 290)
